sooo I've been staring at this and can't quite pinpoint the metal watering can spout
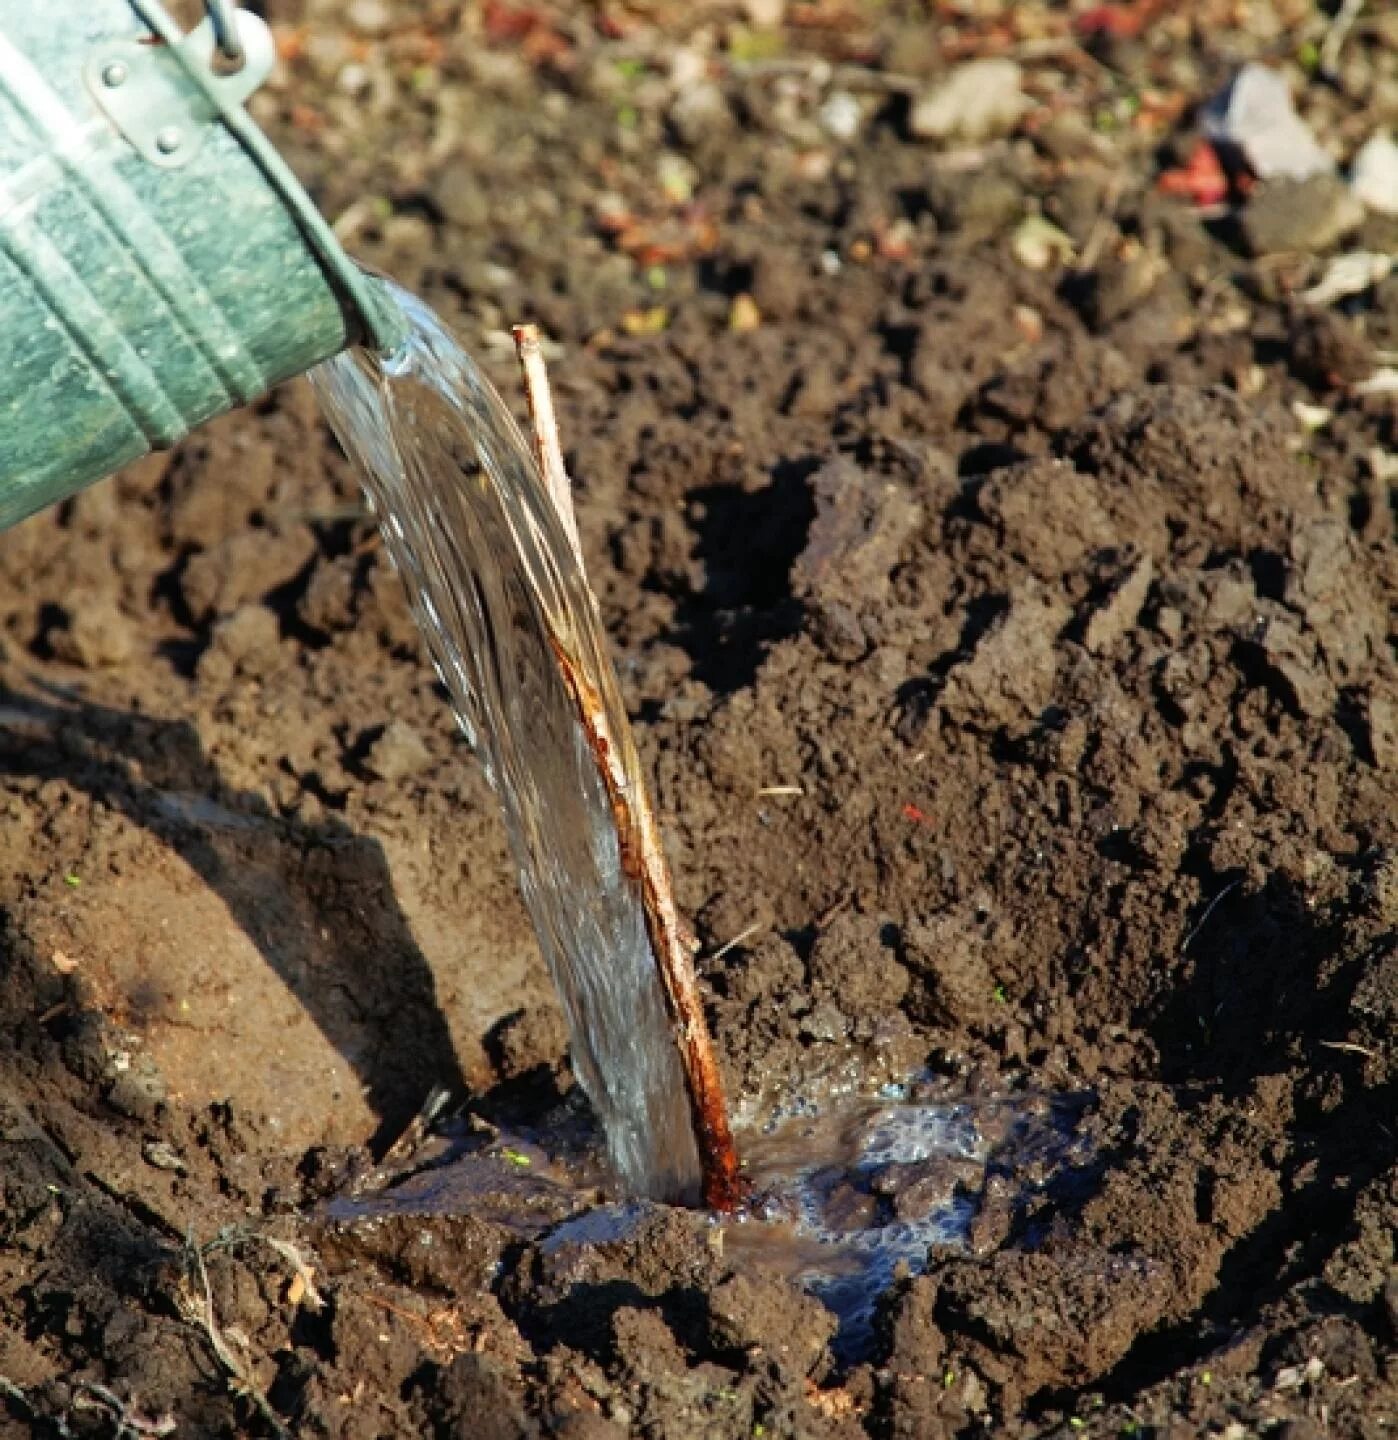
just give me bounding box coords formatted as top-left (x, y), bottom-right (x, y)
top-left (0, 0), bottom-right (405, 530)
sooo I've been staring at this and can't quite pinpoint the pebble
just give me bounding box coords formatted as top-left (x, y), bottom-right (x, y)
top-left (819, 91), bottom-right (863, 143)
top-left (742, 0), bottom-right (786, 24)
top-left (1078, 251), bottom-right (1164, 330)
top-left (1239, 175), bottom-right (1365, 256)
top-left (1202, 64), bottom-right (1333, 181)
top-left (668, 82), bottom-right (732, 148)
top-left (107, 1063), bottom-right (167, 1123)
top-left (431, 167), bottom-right (489, 230)
top-left (1350, 132), bottom-right (1398, 217)
top-left (943, 170), bottom-right (1023, 238)
top-left (908, 59), bottom-right (1028, 144)
top-left (346, 0), bottom-right (393, 37)
top-left (142, 1140), bottom-right (186, 1174)
top-left (365, 719), bottom-right (432, 782)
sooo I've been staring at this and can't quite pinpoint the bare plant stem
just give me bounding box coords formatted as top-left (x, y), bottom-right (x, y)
top-left (512, 326), bottom-right (580, 557)
top-left (512, 324), bottom-right (742, 1212)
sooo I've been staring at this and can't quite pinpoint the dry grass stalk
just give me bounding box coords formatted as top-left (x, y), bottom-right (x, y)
top-left (512, 324), bottom-right (741, 1212)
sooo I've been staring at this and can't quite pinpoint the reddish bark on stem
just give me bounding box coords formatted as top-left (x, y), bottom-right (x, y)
top-left (513, 325), bottom-right (742, 1212)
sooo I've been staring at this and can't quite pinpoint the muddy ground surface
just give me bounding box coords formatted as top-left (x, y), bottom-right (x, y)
top-left (2, 1), bottom-right (1395, 1436)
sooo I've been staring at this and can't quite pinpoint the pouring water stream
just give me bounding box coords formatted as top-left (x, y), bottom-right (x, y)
top-left (310, 282), bottom-right (704, 1204)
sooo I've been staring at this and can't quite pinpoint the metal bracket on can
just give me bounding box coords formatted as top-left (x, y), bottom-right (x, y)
top-left (83, 11), bottom-right (274, 171)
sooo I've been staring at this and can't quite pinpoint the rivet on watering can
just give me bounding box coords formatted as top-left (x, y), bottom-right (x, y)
top-left (101, 61), bottom-right (128, 88)
top-left (154, 128), bottom-right (183, 156)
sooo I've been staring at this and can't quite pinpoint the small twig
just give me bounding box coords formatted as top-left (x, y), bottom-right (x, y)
top-left (1319, 0), bottom-right (1365, 78)
top-left (1181, 878), bottom-right (1243, 955)
top-left (72, 1383), bottom-right (176, 1438)
top-left (512, 327), bottom-right (742, 1212)
top-left (511, 325), bottom-right (581, 558)
top-left (360, 1291), bottom-right (471, 1357)
top-left (710, 922), bottom-right (763, 963)
top-left (1318, 1040), bottom-right (1377, 1059)
top-left (183, 1236), bottom-right (292, 1440)
top-left (725, 56), bottom-right (923, 95)
top-left (378, 1083), bottom-right (454, 1170)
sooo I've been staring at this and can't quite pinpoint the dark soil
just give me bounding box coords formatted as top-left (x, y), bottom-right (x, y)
top-left (2, 2), bottom-right (1394, 1437)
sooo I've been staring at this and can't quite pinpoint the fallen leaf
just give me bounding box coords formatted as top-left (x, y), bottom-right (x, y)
top-left (1157, 139), bottom-right (1229, 206)
top-left (1012, 215), bottom-right (1075, 270)
top-left (621, 306), bottom-right (669, 335)
top-left (728, 294), bottom-right (762, 332)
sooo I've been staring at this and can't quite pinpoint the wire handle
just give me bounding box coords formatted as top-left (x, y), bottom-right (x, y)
top-left (204, 0), bottom-right (244, 67)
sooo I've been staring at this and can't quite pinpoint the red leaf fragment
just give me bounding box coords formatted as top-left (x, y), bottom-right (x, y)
top-left (1157, 139), bottom-right (1229, 207)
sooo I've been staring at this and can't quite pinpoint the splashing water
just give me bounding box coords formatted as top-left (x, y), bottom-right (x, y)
top-left (309, 282), bottom-right (702, 1203)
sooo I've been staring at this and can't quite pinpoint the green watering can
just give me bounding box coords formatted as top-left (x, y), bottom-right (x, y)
top-left (0, 0), bottom-right (401, 530)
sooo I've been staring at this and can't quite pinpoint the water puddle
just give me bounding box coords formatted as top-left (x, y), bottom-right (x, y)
top-left (325, 1077), bottom-right (1085, 1361)
top-left (728, 1078), bottom-right (1069, 1360)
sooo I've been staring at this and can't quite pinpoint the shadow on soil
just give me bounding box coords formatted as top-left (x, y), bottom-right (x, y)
top-left (672, 457), bottom-right (817, 693)
top-left (0, 678), bottom-right (466, 1147)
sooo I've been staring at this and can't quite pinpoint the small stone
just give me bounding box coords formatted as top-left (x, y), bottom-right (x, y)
top-left (1077, 251), bottom-right (1163, 330)
top-left (364, 719), bottom-right (432, 782)
top-left (728, 293), bottom-right (761, 332)
top-left (799, 999), bottom-right (849, 1042)
top-left (1202, 64), bottom-right (1333, 181)
top-left (107, 1063), bottom-right (166, 1122)
top-left (742, 0), bottom-right (785, 24)
top-left (1286, 309), bottom-right (1374, 388)
top-left (818, 90), bottom-right (862, 143)
top-left (1350, 132), bottom-right (1398, 217)
top-left (941, 170), bottom-right (1024, 239)
top-left (51, 602), bottom-right (133, 669)
top-left (748, 251), bottom-right (804, 320)
top-left (431, 167), bottom-right (489, 230)
top-left (668, 82), bottom-right (731, 148)
top-left (1033, 113), bottom-right (1103, 163)
top-left (142, 1140), bottom-right (186, 1174)
top-left (346, 0), bottom-right (393, 36)
top-left (1239, 175), bottom-right (1365, 256)
top-left (908, 59), bottom-right (1028, 144)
